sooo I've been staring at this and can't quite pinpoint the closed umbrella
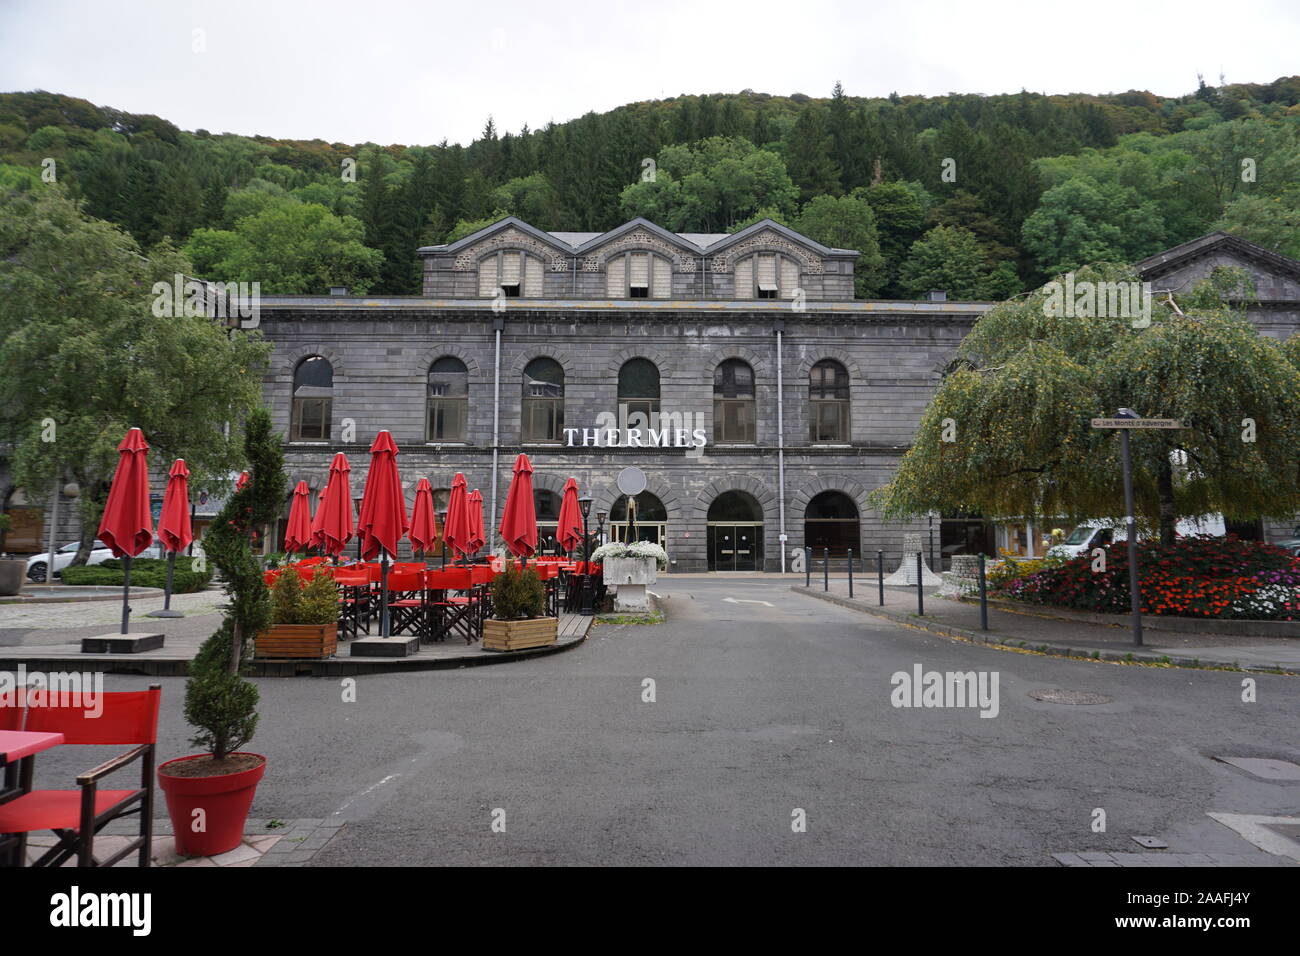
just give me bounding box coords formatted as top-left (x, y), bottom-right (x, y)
top-left (499, 453), bottom-right (537, 560)
top-left (410, 478), bottom-right (439, 559)
top-left (557, 477), bottom-right (583, 556)
top-left (442, 472), bottom-right (470, 564)
top-left (467, 489), bottom-right (486, 556)
top-left (148, 458), bottom-right (191, 619)
top-left (313, 452), bottom-right (354, 558)
top-left (235, 470), bottom-right (249, 492)
top-left (357, 431), bottom-right (409, 637)
top-left (284, 480), bottom-right (314, 555)
top-left (97, 427), bottom-right (154, 634)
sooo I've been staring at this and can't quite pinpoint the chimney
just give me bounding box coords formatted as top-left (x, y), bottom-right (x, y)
top-left (329, 286), bottom-right (349, 296)
top-left (927, 290), bottom-right (947, 302)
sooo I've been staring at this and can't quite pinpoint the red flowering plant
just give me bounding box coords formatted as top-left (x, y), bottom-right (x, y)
top-left (995, 535), bottom-right (1300, 620)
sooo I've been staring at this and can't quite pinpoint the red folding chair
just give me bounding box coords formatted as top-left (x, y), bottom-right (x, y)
top-left (0, 684), bottom-right (161, 868)
top-left (333, 569), bottom-right (370, 640)
top-left (385, 570), bottom-right (428, 639)
top-left (426, 568), bottom-right (475, 644)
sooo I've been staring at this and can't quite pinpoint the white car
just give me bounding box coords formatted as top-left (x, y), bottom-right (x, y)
top-left (1046, 515), bottom-right (1226, 560)
top-left (26, 540), bottom-right (162, 582)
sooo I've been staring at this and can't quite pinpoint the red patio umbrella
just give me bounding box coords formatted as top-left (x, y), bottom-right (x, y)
top-left (499, 453), bottom-right (537, 559)
top-left (410, 478), bottom-right (439, 558)
top-left (149, 458), bottom-right (192, 619)
top-left (442, 472), bottom-right (470, 562)
top-left (313, 452), bottom-right (354, 558)
top-left (284, 480), bottom-right (314, 554)
top-left (356, 431), bottom-right (408, 637)
top-left (467, 489), bottom-right (486, 555)
top-left (97, 427), bottom-right (154, 634)
top-left (557, 477), bottom-right (584, 556)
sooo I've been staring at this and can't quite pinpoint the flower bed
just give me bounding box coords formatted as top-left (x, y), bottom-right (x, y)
top-left (994, 536), bottom-right (1300, 620)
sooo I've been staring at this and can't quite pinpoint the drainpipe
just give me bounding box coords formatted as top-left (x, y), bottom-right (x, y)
top-left (490, 314), bottom-right (504, 556)
top-left (775, 318), bottom-right (787, 574)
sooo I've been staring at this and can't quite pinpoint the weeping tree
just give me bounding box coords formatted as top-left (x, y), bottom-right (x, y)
top-left (870, 264), bottom-right (1300, 545)
top-left (183, 408), bottom-right (286, 764)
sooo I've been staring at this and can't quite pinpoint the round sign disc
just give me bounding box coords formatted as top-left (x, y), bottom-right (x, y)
top-left (616, 466), bottom-right (648, 497)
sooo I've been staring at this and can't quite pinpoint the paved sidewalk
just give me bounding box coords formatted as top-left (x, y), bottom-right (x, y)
top-left (794, 580), bottom-right (1300, 674)
top-left (23, 817), bottom-right (345, 867)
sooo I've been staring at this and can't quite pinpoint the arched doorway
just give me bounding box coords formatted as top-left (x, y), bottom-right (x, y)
top-left (611, 492), bottom-right (667, 548)
top-left (707, 491), bottom-right (764, 571)
top-left (804, 491), bottom-right (860, 558)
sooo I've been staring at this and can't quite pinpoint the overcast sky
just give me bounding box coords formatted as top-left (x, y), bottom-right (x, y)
top-left (3, 0), bottom-right (1298, 146)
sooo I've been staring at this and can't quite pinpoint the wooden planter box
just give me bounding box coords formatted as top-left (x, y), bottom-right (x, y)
top-left (255, 623), bottom-right (338, 659)
top-left (482, 617), bottom-right (557, 652)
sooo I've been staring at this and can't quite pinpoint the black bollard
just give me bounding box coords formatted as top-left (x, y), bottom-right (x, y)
top-left (877, 549), bottom-right (884, 606)
top-left (823, 548), bottom-right (829, 591)
top-left (847, 548), bottom-right (854, 599)
top-left (978, 552), bottom-right (989, 631)
top-left (916, 551), bottom-right (924, 616)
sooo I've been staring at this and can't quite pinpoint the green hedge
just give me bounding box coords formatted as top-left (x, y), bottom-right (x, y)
top-left (61, 557), bottom-right (214, 593)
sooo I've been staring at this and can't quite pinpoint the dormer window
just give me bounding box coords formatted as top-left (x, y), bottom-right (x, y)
top-left (607, 251), bottom-right (670, 298)
top-left (479, 250), bottom-right (543, 297)
top-left (735, 252), bottom-right (801, 300)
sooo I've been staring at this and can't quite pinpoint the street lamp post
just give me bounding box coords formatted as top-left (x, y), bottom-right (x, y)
top-left (578, 495), bottom-right (594, 616)
top-left (1117, 408), bottom-right (1144, 646)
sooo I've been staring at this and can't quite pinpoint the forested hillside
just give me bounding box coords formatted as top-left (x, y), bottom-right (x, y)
top-left (3, 77), bottom-right (1299, 298)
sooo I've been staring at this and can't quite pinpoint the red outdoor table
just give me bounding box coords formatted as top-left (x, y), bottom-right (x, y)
top-left (1, 730), bottom-right (65, 866)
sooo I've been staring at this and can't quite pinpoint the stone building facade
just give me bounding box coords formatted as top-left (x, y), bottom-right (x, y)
top-left (259, 217), bottom-right (988, 571)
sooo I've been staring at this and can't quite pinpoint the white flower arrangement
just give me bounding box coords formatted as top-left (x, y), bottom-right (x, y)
top-left (590, 540), bottom-right (668, 570)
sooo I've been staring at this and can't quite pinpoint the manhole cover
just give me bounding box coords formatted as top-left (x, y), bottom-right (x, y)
top-left (1028, 689), bottom-right (1112, 705)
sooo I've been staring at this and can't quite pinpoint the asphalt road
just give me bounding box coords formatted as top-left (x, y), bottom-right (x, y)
top-left (32, 577), bottom-right (1300, 865)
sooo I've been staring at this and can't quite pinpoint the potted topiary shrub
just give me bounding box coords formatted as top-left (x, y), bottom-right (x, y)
top-left (482, 562), bottom-right (556, 651)
top-left (255, 567), bottom-right (339, 659)
top-left (157, 408), bottom-right (286, 857)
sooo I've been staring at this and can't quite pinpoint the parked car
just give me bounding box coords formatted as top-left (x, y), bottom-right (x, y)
top-left (1276, 538), bottom-right (1300, 557)
top-left (1046, 515), bottom-right (1226, 560)
top-left (26, 540), bottom-right (162, 582)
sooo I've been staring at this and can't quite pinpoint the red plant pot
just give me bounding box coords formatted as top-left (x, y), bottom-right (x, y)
top-left (157, 753), bottom-right (267, 857)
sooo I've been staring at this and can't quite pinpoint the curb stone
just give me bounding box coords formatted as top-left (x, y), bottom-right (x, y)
top-left (791, 586), bottom-right (1300, 676)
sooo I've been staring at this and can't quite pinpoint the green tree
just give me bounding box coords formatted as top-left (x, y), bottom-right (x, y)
top-left (795, 194), bottom-right (887, 297)
top-left (784, 106), bottom-right (840, 202)
top-left (0, 188), bottom-right (272, 561)
top-left (870, 264), bottom-right (1300, 544)
top-left (185, 200), bottom-right (381, 293)
top-left (1021, 177), bottom-right (1166, 277)
top-left (897, 225), bottom-right (1006, 300)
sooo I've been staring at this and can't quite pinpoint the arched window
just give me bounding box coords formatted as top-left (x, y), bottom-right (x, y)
top-left (713, 359), bottom-right (756, 444)
top-left (427, 357), bottom-right (468, 442)
top-left (618, 358), bottom-right (660, 429)
top-left (733, 252), bottom-right (801, 299)
top-left (291, 356), bottom-right (333, 441)
top-left (522, 357), bottom-right (564, 442)
top-left (534, 489), bottom-right (561, 554)
top-left (804, 491), bottom-right (860, 557)
top-left (611, 492), bottom-right (667, 547)
top-left (809, 359), bottom-right (850, 443)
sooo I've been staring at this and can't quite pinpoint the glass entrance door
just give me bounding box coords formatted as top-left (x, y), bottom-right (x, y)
top-left (708, 523), bottom-right (762, 571)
